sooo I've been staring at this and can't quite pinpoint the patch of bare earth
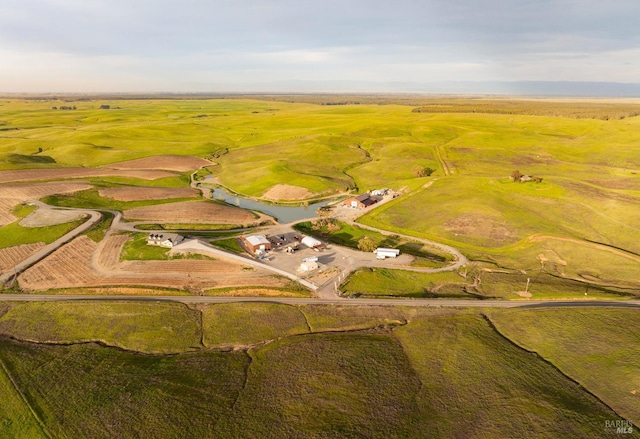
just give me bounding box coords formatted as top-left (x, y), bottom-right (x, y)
top-left (262, 184), bottom-right (313, 201)
top-left (19, 207), bottom-right (86, 227)
top-left (123, 200), bottom-right (255, 224)
top-left (0, 168), bottom-right (176, 183)
top-left (104, 155), bottom-right (212, 172)
top-left (444, 213), bottom-right (517, 246)
top-left (98, 187), bottom-right (198, 202)
top-left (0, 243), bottom-right (46, 271)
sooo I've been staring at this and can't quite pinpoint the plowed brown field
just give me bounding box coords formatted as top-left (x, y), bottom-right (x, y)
top-left (0, 198), bottom-right (17, 226)
top-left (98, 186), bottom-right (198, 201)
top-left (18, 235), bottom-right (282, 293)
top-left (0, 168), bottom-right (177, 183)
top-left (123, 200), bottom-right (255, 223)
top-left (0, 243), bottom-right (46, 271)
top-left (19, 236), bottom-right (99, 290)
top-left (104, 155), bottom-right (212, 172)
top-left (0, 181), bottom-right (92, 199)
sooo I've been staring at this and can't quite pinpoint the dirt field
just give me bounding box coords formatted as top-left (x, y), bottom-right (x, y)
top-left (104, 155), bottom-right (212, 172)
top-left (123, 200), bottom-right (256, 224)
top-left (0, 198), bottom-right (17, 226)
top-left (18, 235), bottom-right (284, 293)
top-left (262, 184), bottom-right (313, 200)
top-left (0, 243), bottom-right (46, 271)
top-left (0, 181), bottom-right (93, 199)
top-left (98, 186), bottom-right (199, 201)
top-left (0, 168), bottom-right (177, 183)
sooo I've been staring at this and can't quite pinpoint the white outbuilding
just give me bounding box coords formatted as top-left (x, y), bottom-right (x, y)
top-left (299, 260), bottom-right (319, 272)
top-left (301, 236), bottom-right (324, 249)
top-left (374, 248), bottom-right (400, 259)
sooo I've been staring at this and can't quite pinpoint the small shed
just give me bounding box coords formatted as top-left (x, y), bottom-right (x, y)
top-left (147, 233), bottom-right (183, 248)
top-left (299, 260), bottom-right (319, 272)
top-left (374, 248), bottom-right (400, 259)
top-left (243, 234), bottom-right (272, 253)
top-left (301, 236), bottom-right (324, 249)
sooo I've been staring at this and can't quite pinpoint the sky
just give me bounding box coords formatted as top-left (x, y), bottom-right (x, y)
top-left (1, 0), bottom-right (639, 93)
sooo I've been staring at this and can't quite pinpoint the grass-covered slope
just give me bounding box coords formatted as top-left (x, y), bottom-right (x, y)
top-left (488, 307), bottom-right (640, 424)
top-left (394, 313), bottom-right (624, 438)
top-left (0, 302), bottom-right (635, 438)
top-left (0, 338), bottom-right (250, 439)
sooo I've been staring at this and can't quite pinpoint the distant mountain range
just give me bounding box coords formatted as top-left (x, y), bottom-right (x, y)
top-left (230, 80), bottom-right (640, 97)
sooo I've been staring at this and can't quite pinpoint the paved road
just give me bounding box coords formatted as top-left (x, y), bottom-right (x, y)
top-left (0, 294), bottom-right (638, 309)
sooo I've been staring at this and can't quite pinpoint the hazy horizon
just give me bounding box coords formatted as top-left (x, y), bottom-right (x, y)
top-left (2, 1), bottom-right (639, 94)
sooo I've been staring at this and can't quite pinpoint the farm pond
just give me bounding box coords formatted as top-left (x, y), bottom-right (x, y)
top-left (209, 187), bottom-right (340, 223)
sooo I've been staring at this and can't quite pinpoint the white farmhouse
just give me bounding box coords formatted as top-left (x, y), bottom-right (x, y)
top-left (147, 233), bottom-right (184, 248)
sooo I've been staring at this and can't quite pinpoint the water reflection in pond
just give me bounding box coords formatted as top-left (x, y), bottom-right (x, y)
top-left (209, 187), bottom-right (340, 223)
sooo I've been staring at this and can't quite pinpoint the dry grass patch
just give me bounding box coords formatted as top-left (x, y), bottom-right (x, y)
top-left (444, 211), bottom-right (517, 246)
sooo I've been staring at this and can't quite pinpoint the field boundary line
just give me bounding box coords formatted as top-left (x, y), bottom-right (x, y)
top-left (0, 355), bottom-right (54, 439)
top-left (481, 313), bottom-right (628, 422)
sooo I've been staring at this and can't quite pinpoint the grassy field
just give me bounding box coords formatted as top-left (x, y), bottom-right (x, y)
top-left (342, 268), bottom-right (479, 298)
top-left (0, 218), bottom-right (85, 249)
top-left (0, 301), bottom-right (202, 353)
top-left (0, 301), bottom-right (636, 437)
top-left (488, 307), bottom-right (640, 423)
top-left (393, 312), bottom-right (625, 438)
top-left (0, 337), bottom-right (250, 439)
top-left (0, 357), bottom-right (47, 439)
top-left (202, 303), bottom-right (310, 347)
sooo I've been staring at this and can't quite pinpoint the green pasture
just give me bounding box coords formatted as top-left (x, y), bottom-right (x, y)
top-left (1, 97), bottom-right (639, 294)
top-left (202, 303), bottom-right (310, 347)
top-left (85, 210), bottom-right (114, 242)
top-left (0, 357), bottom-right (47, 439)
top-left (342, 268), bottom-right (477, 298)
top-left (0, 337), bottom-right (250, 439)
top-left (488, 308), bottom-right (640, 423)
top-left (0, 301), bottom-right (635, 437)
top-left (0, 218), bottom-right (85, 249)
top-left (215, 331), bottom-right (422, 438)
top-left (301, 304), bottom-right (409, 331)
top-left (394, 312), bottom-right (623, 438)
top-left (0, 301), bottom-right (201, 353)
